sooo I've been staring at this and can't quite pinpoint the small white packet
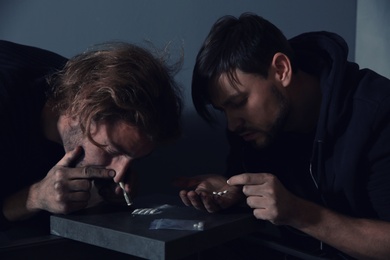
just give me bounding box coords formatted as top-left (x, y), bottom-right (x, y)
top-left (150, 219), bottom-right (205, 231)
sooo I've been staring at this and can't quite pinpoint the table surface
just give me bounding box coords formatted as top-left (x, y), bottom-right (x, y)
top-left (50, 194), bottom-right (263, 260)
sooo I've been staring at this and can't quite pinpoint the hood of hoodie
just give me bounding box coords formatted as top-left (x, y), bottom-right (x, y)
top-left (289, 31), bottom-right (360, 142)
top-left (288, 32), bottom-right (364, 203)
top-left (287, 32), bottom-right (390, 220)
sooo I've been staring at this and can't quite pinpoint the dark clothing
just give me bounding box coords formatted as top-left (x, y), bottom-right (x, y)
top-left (0, 40), bottom-right (67, 230)
top-left (226, 32), bottom-right (390, 257)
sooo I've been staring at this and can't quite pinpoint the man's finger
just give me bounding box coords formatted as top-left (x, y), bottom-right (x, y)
top-left (57, 146), bottom-right (84, 167)
top-left (227, 173), bottom-right (266, 186)
top-left (179, 190), bottom-right (192, 206)
top-left (82, 166), bottom-right (116, 179)
top-left (187, 190), bottom-right (206, 211)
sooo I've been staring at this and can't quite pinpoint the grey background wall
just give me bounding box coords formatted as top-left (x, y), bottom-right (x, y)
top-left (356, 0), bottom-right (390, 78)
top-left (0, 0), bottom-right (358, 196)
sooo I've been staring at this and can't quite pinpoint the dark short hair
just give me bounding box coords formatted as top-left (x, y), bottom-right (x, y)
top-left (192, 12), bottom-right (296, 123)
top-left (48, 42), bottom-right (183, 145)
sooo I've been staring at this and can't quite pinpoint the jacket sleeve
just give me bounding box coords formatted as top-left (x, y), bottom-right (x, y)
top-left (366, 93), bottom-right (390, 221)
top-left (0, 40), bottom-right (67, 230)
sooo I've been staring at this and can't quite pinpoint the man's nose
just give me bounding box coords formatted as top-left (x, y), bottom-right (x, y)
top-left (112, 157), bottom-right (133, 183)
top-left (226, 112), bottom-right (244, 133)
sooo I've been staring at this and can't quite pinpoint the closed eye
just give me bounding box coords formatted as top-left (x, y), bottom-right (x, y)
top-left (105, 147), bottom-right (122, 157)
top-left (229, 98), bottom-right (247, 109)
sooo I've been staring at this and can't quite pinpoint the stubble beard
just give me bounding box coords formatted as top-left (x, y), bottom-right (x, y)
top-left (62, 124), bottom-right (85, 167)
top-left (250, 85), bottom-right (290, 150)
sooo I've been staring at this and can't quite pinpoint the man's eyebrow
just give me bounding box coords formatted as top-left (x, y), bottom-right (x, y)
top-left (110, 141), bottom-right (154, 159)
top-left (110, 142), bottom-right (134, 157)
top-left (220, 93), bottom-right (243, 108)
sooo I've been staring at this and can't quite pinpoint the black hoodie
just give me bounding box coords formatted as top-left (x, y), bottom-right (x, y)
top-left (0, 40), bottom-right (67, 230)
top-left (228, 31), bottom-right (390, 220)
top-left (226, 31), bottom-right (390, 255)
top-left (290, 32), bottom-right (390, 221)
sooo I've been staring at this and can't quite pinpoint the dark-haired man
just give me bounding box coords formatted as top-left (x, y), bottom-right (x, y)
top-left (178, 13), bottom-right (390, 259)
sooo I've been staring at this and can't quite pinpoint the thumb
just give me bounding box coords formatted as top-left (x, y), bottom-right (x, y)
top-left (57, 146), bottom-right (84, 167)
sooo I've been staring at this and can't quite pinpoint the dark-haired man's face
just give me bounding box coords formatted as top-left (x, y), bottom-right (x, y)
top-left (211, 69), bottom-right (290, 149)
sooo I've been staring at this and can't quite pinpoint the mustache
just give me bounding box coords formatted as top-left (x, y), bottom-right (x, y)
top-left (233, 125), bottom-right (257, 136)
top-left (233, 126), bottom-right (275, 140)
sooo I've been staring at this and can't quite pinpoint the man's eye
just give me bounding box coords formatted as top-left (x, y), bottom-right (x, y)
top-left (106, 148), bottom-right (120, 156)
top-left (231, 99), bottom-right (246, 108)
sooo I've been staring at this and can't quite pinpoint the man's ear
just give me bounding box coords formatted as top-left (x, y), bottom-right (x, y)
top-left (271, 52), bottom-right (292, 87)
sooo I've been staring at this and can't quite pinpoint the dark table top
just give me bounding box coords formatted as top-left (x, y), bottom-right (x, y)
top-left (50, 194), bottom-right (264, 260)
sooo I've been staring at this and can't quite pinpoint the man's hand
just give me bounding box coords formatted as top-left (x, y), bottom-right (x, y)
top-left (27, 146), bottom-right (116, 214)
top-left (227, 173), bottom-right (299, 225)
top-left (174, 174), bottom-right (244, 213)
top-left (94, 169), bottom-right (138, 206)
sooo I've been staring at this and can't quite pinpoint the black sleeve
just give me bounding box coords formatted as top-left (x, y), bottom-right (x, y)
top-left (0, 40), bottom-right (67, 71)
top-left (0, 40), bottom-right (67, 229)
top-left (366, 95), bottom-right (390, 221)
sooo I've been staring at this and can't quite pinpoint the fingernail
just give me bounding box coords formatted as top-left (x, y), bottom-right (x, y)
top-left (226, 179), bottom-right (230, 184)
top-left (109, 170), bottom-right (116, 177)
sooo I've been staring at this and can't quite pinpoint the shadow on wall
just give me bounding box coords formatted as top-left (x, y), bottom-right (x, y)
top-left (135, 111), bottom-right (229, 196)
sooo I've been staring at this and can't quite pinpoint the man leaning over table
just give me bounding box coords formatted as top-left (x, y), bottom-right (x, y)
top-left (0, 40), bottom-right (182, 230)
top-left (177, 12), bottom-right (390, 259)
